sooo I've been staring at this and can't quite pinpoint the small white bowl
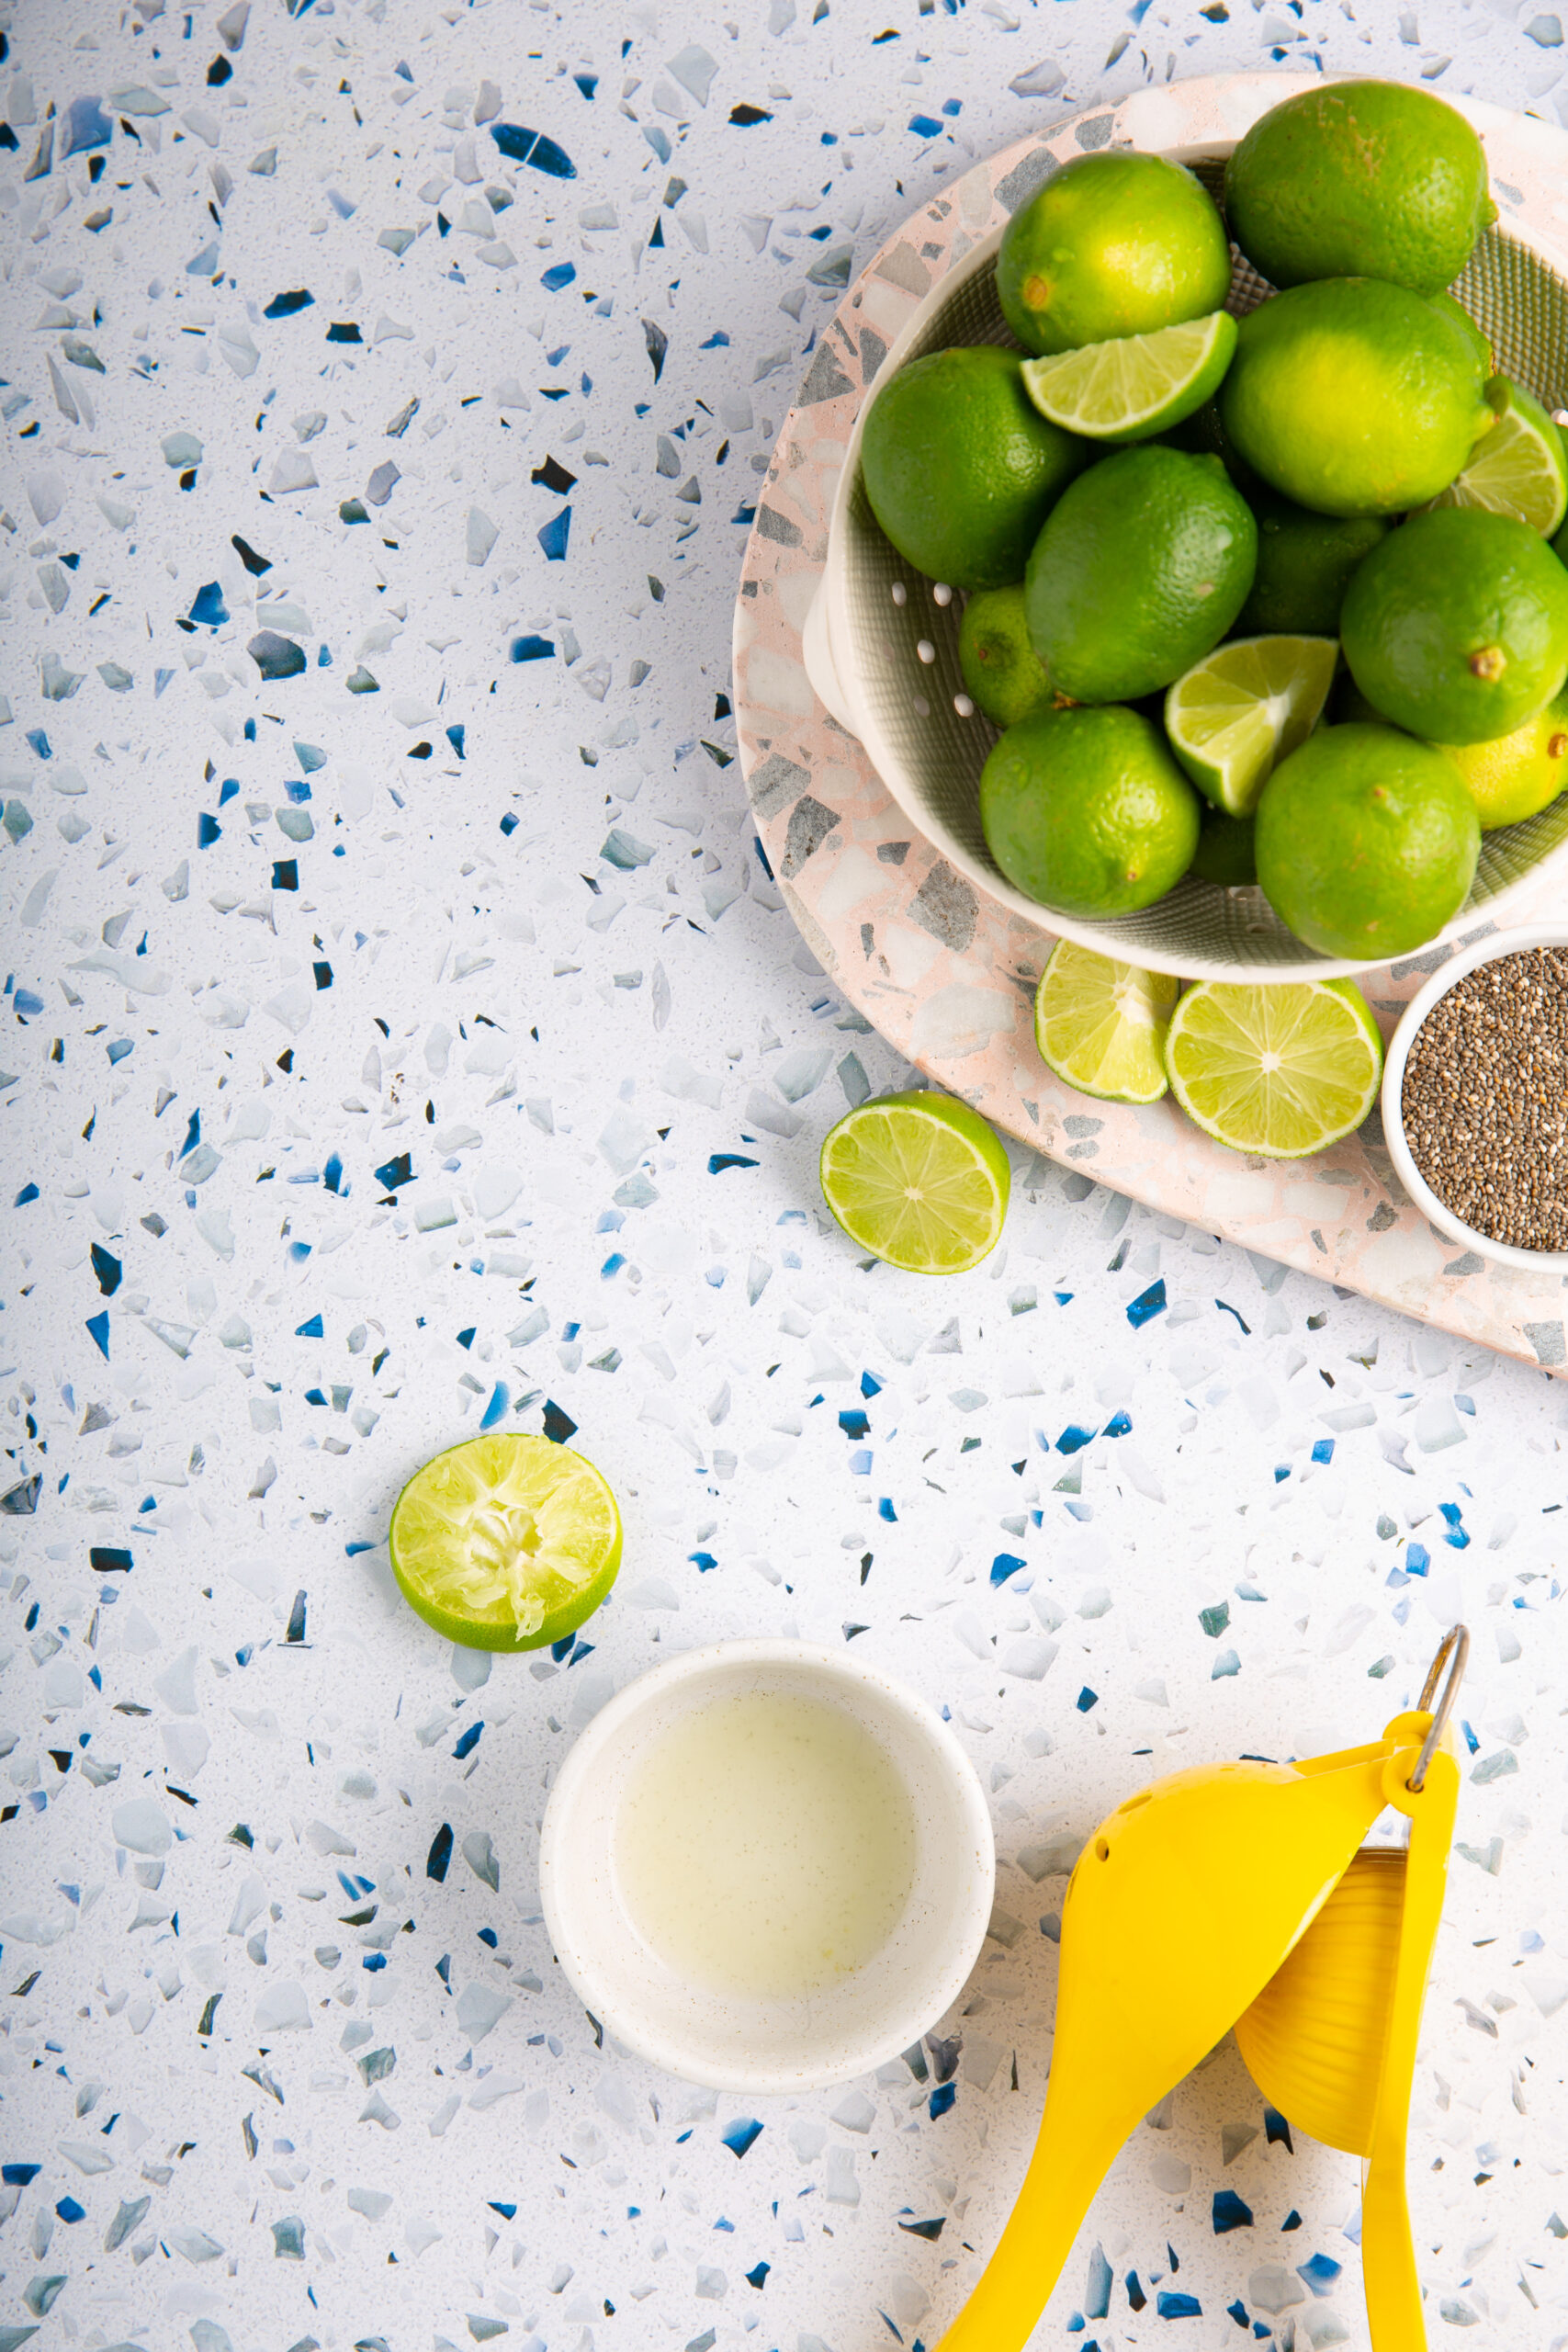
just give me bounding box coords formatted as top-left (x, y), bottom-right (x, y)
top-left (538, 1639), bottom-right (995, 2093)
top-left (1382, 924), bottom-right (1568, 1274)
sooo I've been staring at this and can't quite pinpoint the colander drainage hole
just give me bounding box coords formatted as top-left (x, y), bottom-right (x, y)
top-left (917, 639), bottom-right (936, 663)
top-left (891, 581), bottom-right (908, 606)
top-left (953, 694), bottom-right (975, 718)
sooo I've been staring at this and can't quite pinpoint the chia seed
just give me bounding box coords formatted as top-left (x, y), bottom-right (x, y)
top-left (1400, 945), bottom-right (1568, 1253)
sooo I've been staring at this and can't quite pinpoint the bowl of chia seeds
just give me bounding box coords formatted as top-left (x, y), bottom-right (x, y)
top-left (1382, 926), bottom-right (1568, 1273)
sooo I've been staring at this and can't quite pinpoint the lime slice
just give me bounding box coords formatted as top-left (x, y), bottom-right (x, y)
top-left (1032, 941), bottom-right (1179, 1104)
top-left (1165, 633), bottom-right (1337, 818)
top-left (1020, 310), bottom-right (1237, 444)
top-left (1427, 375), bottom-right (1568, 535)
top-left (389, 1433), bottom-right (622, 1650)
top-left (1164, 978), bottom-right (1383, 1159)
top-left (819, 1091), bottom-right (1010, 1273)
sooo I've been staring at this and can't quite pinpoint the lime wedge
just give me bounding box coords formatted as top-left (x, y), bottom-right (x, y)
top-left (819, 1091), bottom-right (1010, 1273)
top-left (1164, 978), bottom-right (1383, 1159)
top-left (1165, 633), bottom-right (1337, 818)
top-left (389, 1433), bottom-right (622, 1649)
top-left (1032, 940), bottom-right (1179, 1104)
top-left (1020, 310), bottom-right (1237, 444)
top-left (1427, 375), bottom-right (1568, 535)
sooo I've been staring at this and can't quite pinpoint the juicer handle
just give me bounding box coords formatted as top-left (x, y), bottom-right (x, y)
top-left (1362, 2149), bottom-right (1427, 2352)
top-left (931, 2098), bottom-right (1132, 2351)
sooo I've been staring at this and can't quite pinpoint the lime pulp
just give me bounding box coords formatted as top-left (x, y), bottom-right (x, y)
top-left (1164, 978), bottom-right (1384, 1159)
top-left (389, 1433), bottom-right (622, 1650)
top-left (1165, 634), bottom-right (1338, 818)
top-left (1032, 941), bottom-right (1179, 1104)
top-left (1020, 311), bottom-right (1237, 446)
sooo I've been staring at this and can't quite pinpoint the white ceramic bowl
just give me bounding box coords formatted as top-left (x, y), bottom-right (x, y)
top-left (802, 78), bottom-right (1568, 983)
top-left (1382, 924), bottom-right (1568, 1272)
top-left (537, 1639), bottom-right (995, 2093)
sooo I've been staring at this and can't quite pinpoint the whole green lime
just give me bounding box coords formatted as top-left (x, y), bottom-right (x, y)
top-left (1235, 492), bottom-right (1388, 637)
top-left (979, 702), bottom-right (1201, 916)
top-left (1189, 804), bottom-right (1258, 887)
top-left (1340, 507), bottom-right (1568, 743)
top-left (958, 583), bottom-right (1053, 726)
top-left (860, 345), bottom-right (1086, 590)
top-left (1254, 723), bottom-right (1481, 958)
top-left (1219, 278), bottom-right (1492, 517)
top-left (997, 151), bottom-right (1232, 357)
top-left (1224, 80), bottom-right (1495, 296)
top-left (1024, 446), bottom-right (1257, 704)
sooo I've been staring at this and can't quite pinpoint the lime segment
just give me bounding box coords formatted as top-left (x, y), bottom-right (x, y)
top-left (389, 1433), bottom-right (622, 1650)
top-left (1032, 941), bottom-right (1179, 1105)
top-left (1426, 374), bottom-right (1568, 535)
top-left (1021, 310), bottom-right (1237, 445)
top-left (1165, 634), bottom-right (1338, 818)
top-left (819, 1091), bottom-right (1010, 1273)
top-left (1164, 978), bottom-right (1384, 1159)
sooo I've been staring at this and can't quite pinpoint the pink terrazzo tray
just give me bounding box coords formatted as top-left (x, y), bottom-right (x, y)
top-left (733, 72), bottom-right (1568, 1378)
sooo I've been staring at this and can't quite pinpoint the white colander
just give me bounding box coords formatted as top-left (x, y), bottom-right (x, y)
top-left (802, 86), bottom-right (1568, 984)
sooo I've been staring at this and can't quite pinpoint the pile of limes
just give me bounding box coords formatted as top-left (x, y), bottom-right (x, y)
top-left (859, 80), bottom-right (1568, 966)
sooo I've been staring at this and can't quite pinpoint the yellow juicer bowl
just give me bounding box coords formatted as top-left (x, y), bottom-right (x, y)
top-left (937, 1627), bottom-right (1469, 2352)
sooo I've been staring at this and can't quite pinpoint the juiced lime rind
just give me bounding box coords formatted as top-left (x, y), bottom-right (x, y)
top-left (1033, 940), bottom-right (1179, 1105)
top-left (1164, 633), bottom-right (1338, 818)
top-left (1019, 311), bottom-right (1237, 446)
top-left (1164, 978), bottom-right (1384, 1159)
top-left (1424, 375), bottom-right (1568, 536)
top-left (389, 1433), bottom-right (622, 1651)
top-left (819, 1091), bottom-right (1010, 1275)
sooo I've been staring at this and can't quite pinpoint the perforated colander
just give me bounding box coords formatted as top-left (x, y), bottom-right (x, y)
top-left (802, 99), bottom-right (1568, 984)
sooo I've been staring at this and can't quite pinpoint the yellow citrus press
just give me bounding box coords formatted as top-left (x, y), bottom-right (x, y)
top-left (938, 1625), bottom-right (1469, 2352)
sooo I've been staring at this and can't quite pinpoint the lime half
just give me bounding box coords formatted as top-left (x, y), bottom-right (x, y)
top-left (1021, 311), bottom-right (1237, 445)
top-left (1164, 978), bottom-right (1383, 1159)
top-left (1165, 634), bottom-right (1337, 818)
top-left (1033, 941), bottom-right (1179, 1104)
top-left (1427, 375), bottom-right (1568, 535)
top-left (389, 1433), bottom-right (622, 1649)
top-left (819, 1091), bottom-right (1010, 1273)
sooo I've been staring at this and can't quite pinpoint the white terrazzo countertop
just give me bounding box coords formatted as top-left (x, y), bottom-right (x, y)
top-left (1, 3), bottom-right (1566, 2349)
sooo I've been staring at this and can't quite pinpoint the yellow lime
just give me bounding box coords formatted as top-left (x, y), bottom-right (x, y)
top-left (1165, 634), bottom-right (1337, 818)
top-left (818, 1091), bottom-right (1010, 1274)
top-left (1224, 80), bottom-right (1495, 297)
top-left (1164, 978), bottom-right (1384, 1159)
top-left (1024, 446), bottom-right (1257, 704)
top-left (1425, 376), bottom-right (1568, 536)
top-left (958, 582), bottom-right (1054, 727)
top-left (389, 1434), bottom-right (622, 1650)
top-left (1032, 941), bottom-right (1179, 1104)
top-left (860, 345), bottom-right (1087, 591)
top-left (1219, 277), bottom-right (1492, 517)
top-left (1339, 507), bottom-right (1568, 743)
top-left (1020, 311), bottom-right (1236, 446)
top-left (980, 703), bottom-right (1201, 918)
top-left (1254, 723), bottom-right (1481, 959)
top-left (1435, 686), bottom-right (1568, 829)
top-left (997, 151), bottom-right (1232, 357)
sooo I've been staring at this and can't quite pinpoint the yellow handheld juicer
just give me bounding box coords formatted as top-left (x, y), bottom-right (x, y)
top-left (937, 1626), bottom-right (1469, 2352)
